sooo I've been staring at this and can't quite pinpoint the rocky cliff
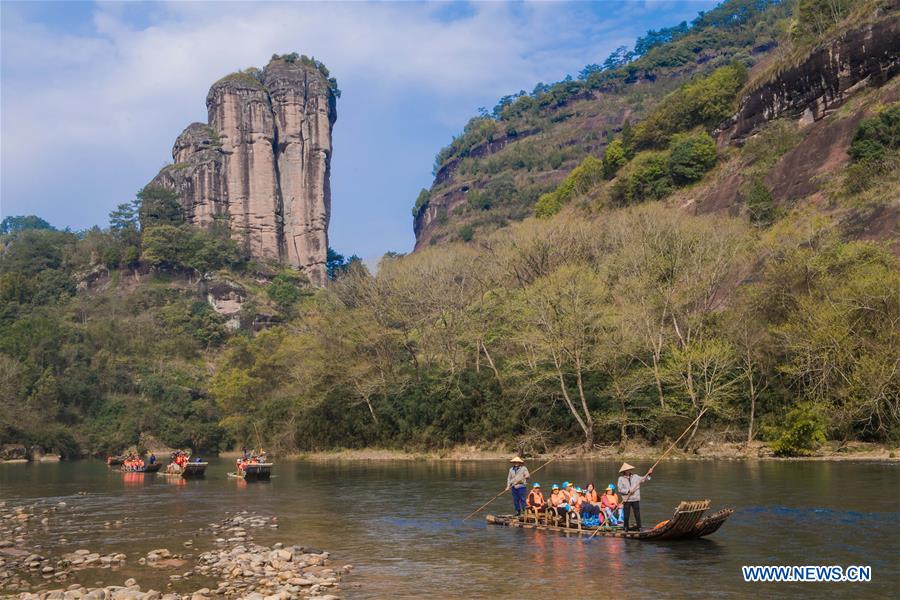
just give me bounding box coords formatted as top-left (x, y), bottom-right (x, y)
top-left (149, 55), bottom-right (337, 285)
top-left (724, 17), bottom-right (900, 142)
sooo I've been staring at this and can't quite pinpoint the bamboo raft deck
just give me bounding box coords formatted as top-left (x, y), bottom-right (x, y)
top-left (228, 463), bottom-right (273, 481)
top-left (487, 500), bottom-right (732, 540)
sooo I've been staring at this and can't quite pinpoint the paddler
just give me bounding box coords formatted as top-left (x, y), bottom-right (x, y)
top-left (505, 456), bottom-right (530, 516)
top-left (617, 462), bottom-right (653, 532)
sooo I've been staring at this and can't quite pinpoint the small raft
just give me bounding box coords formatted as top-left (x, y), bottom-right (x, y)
top-left (487, 500), bottom-right (732, 541)
top-left (163, 462), bottom-right (209, 478)
top-left (181, 462), bottom-right (208, 478)
top-left (228, 463), bottom-right (273, 481)
top-left (120, 463), bottom-right (162, 474)
top-left (106, 456), bottom-right (125, 466)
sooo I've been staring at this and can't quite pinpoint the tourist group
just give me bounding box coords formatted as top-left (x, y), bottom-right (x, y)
top-left (506, 457), bottom-right (653, 531)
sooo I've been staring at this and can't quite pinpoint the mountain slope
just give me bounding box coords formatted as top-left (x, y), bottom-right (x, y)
top-left (413, 0), bottom-right (899, 248)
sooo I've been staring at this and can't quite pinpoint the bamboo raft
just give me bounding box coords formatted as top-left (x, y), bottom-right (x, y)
top-left (486, 500), bottom-right (733, 540)
top-left (228, 463), bottom-right (273, 481)
top-left (163, 462), bottom-right (209, 478)
top-left (181, 462), bottom-right (208, 478)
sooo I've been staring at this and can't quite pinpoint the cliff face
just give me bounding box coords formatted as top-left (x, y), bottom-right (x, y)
top-left (724, 17), bottom-right (900, 142)
top-left (150, 56), bottom-right (337, 285)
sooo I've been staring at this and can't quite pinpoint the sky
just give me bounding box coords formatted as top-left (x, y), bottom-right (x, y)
top-left (1, 0), bottom-right (719, 260)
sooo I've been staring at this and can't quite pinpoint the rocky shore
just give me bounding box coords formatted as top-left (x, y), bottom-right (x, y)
top-left (0, 502), bottom-right (346, 600)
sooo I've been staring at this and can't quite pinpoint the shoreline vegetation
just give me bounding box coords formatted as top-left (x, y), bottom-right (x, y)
top-left (3, 441), bottom-right (896, 464)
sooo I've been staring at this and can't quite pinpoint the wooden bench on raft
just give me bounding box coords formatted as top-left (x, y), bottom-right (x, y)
top-left (523, 506), bottom-right (586, 530)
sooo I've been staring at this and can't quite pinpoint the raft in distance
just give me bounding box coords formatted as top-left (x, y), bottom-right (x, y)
top-left (487, 499), bottom-right (733, 540)
top-left (228, 463), bottom-right (274, 481)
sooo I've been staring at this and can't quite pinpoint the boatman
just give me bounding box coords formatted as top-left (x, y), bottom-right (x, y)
top-left (505, 456), bottom-right (530, 516)
top-left (617, 462), bottom-right (653, 532)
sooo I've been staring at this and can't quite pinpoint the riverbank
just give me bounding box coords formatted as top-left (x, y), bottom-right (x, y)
top-left (275, 440), bottom-right (898, 462)
top-left (0, 500), bottom-right (346, 600)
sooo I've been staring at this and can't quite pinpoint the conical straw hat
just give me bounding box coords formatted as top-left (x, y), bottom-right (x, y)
top-left (618, 462), bottom-right (636, 473)
top-left (510, 456), bottom-right (525, 463)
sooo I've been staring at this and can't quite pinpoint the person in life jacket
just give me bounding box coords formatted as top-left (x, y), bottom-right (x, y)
top-left (584, 483), bottom-right (599, 504)
top-left (526, 483), bottom-right (546, 513)
top-left (575, 486), bottom-right (600, 522)
top-left (563, 481), bottom-right (577, 504)
top-left (601, 484), bottom-right (624, 526)
top-left (549, 484), bottom-right (569, 517)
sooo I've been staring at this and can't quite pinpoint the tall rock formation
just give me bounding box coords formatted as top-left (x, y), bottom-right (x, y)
top-left (149, 55), bottom-right (337, 285)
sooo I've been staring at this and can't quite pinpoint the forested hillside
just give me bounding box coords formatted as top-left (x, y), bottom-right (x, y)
top-left (1, 0), bottom-right (897, 460)
top-left (0, 194), bottom-right (354, 458)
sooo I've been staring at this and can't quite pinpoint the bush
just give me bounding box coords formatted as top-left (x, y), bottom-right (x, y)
top-left (745, 178), bottom-right (776, 226)
top-left (612, 150), bottom-right (673, 205)
top-left (458, 224), bottom-right (475, 242)
top-left (848, 104), bottom-right (899, 163)
top-left (534, 193), bottom-right (563, 218)
top-left (533, 156), bottom-right (603, 217)
top-left (267, 273), bottom-right (304, 311)
top-left (769, 403), bottom-right (827, 457)
top-left (603, 139), bottom-right (628, 179)
top-left (668, 131), bottom-right (717, 183)
top-left (412, 188), bottom-right (430, 217)
top-left (842, 158), bottom-right (883, 195)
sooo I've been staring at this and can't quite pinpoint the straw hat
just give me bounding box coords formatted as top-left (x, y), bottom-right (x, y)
top-left (618, 462), bottom-right (636, 473)
top-left (509, 456), bottom-right (525, 464)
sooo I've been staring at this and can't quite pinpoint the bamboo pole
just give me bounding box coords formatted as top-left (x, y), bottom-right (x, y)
top-left (587, 408), bottom-right (707, 540)
top-left (463, 453), bottom-right (563, 522)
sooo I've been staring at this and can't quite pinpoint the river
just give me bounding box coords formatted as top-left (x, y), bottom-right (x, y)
top-left (1, 459), bottom-right (897, 598)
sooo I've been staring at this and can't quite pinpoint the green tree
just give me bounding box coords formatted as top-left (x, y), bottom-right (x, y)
top-left (668, 131), bottom-right (717, 183)
top-left (267, 273), bottom-right (305, 312)
top-left (137, 186), bottom-right (184, 229)
top-left (0, 215), bottom-right (54, 236)
top-left (515, 265), bottom-right (609, 447)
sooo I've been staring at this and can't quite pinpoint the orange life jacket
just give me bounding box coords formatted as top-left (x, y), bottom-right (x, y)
top-left (586, 489), bottom-right (599, 503)
top-left (527, 490), bottom-right (545, 507)
top-left (550, 491), bottom-right (565, 507)
top-left (601, 492), bottom-right (620, 509)
top-left (570, 493), bottom-right (583, 509)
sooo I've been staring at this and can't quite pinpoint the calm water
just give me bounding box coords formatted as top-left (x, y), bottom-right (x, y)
top-left (1, 459), bottom-right (898, 598)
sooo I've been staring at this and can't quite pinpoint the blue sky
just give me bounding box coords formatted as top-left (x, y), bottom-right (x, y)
top-left (1, 1), bottom-right (718, 260)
